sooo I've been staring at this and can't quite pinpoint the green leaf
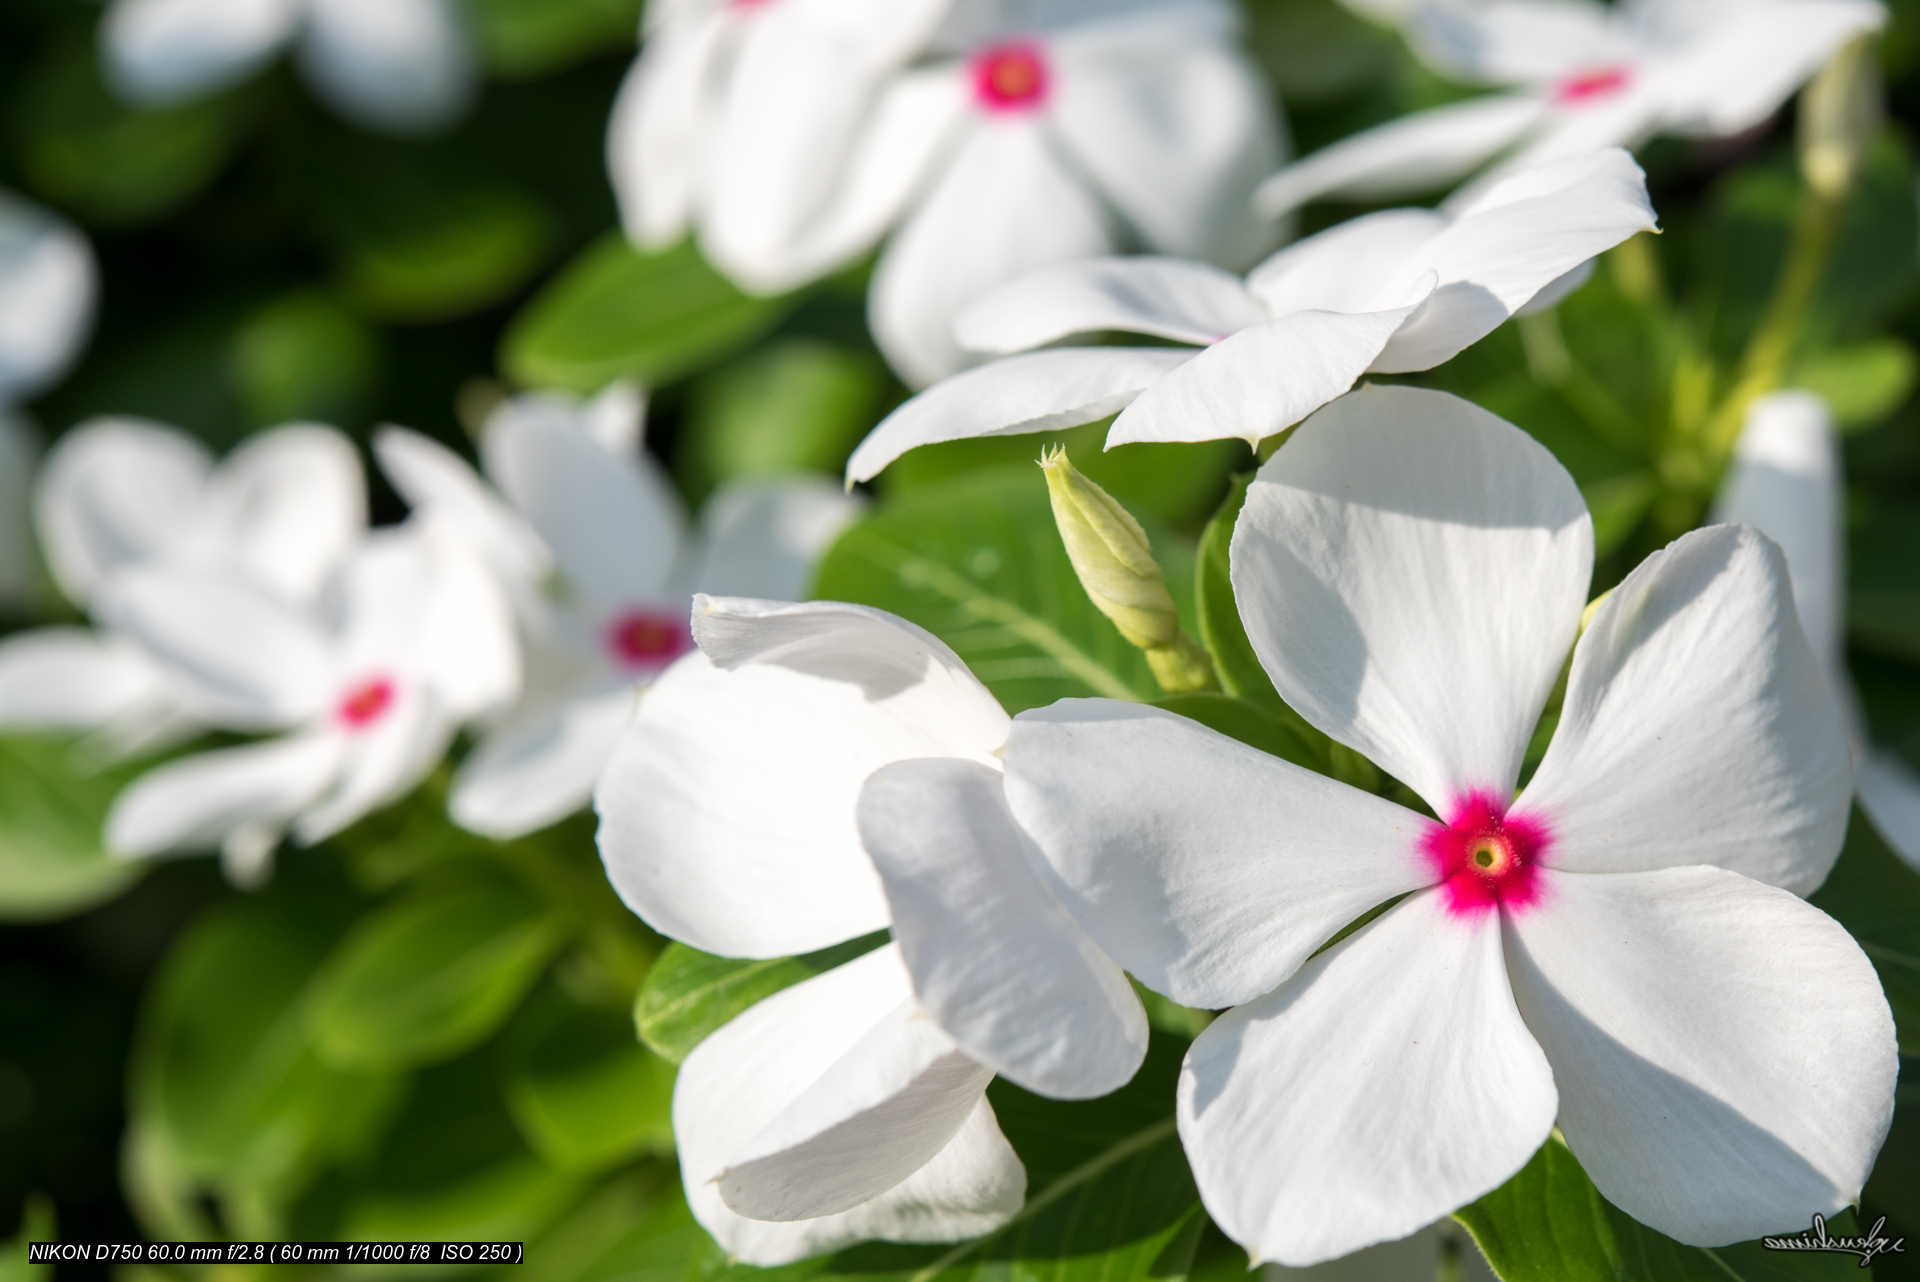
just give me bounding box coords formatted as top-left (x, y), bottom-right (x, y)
top-left (1795, 339), bottom-right (1918, 430)
top-left (1810, 805), bottom-right (1920, 1056)
top-left (1457, 1135), bottom-right (1868, 1280)
top-left (1581, 472), bottom-right (1658, 560)
top-left (1151, 693), bottom-right (1325, 772)
top-left (634, 933), bottom-right (887, 1064)
top-left (335, 186), bottom-right (557, 323)
top-left (679, 338), bottom-right (885, 502)
top-left (228, 290), bottom-right (382, 430)
top-left (308, 871), bottom-right (569, 1072)
top-left (0, 736), bottom-right (147, 922)
top-left (504, 986), bottom-right (675, 1172)
top-left (816, 466), bottom-right (1195, 713)
top-left (466, 0), bottom-right (645, 79)
top-left (502, 235), bottom-right (795, 394)
top-left (1849, 502), bottom-right (1920, 668)
top-left (516, 1165), bottom-right (703, 1282)
top-left (0, 1195), bottom-right (54, 1282)
top-left (1195, 474), bottom-right (1284, 714)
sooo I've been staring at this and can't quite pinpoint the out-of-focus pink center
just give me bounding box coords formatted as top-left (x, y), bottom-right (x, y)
top-left (337, 676), bottom-right (396, 730)
top-left (972, 42), bottom-right (1049, 112)
top-left (1421, 790), bottom-right (1551, 919)
top-left (606, 608), bottom-right (694, 674)
top-left (1554, 65), bottom-right (1632, 105)
top-left (728, 0), bottom-right (774, 10)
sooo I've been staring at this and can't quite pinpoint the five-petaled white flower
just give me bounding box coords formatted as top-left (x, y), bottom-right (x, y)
top-left (1258, 0), bottom-right (1883, 217)
top-left (1714, 389), bottom-right (1920, 870)
top-left (848, 149), bottom-right (1654, 483)
top-left (375, 385), bottom-right (865, 839)
top-left (595, 596), bottom-right (1147, 1264)
top-left (100, 0), bottom-right (477, 135)
top-left (1001, 384), bottom-right (1892, 1265)
top-left (0, 418), bottom-right (366, 759)
top-left (609, 0), bottom-right (1285, 387)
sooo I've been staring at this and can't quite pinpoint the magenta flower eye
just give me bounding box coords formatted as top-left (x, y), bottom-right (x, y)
top-left (607, 609), bottom-right (694, 672)
top-left (337, 676), bottom-right (397, 730)
top-left (1554, 65), bottom-right (1633, 105)
top-left (1421, 790), bottom-right (1552, 918)
top-left (971, 43), bottom-right (1049, 112)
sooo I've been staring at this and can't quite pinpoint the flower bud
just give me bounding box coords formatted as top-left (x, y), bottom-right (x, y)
top-left (1800, 34), bottom-right (1881, 201)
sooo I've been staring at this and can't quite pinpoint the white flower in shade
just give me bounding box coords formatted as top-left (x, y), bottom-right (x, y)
top-left (0, 419), bottom-right (366, 756)
top-left (0, 191), bottom-right (97, 406)
top-left (610, 0), bottom-right (1286, 387)
top-left (0, 416), bottom-right (39, 615)
top-left (375, 387), bottom-right (865, 840)
top-left (1257, 0), bottom-right (1883, 217)
top-left (846, 149), bottom-right (1654, 483)
top-left (1001, 385), bottom-right (1891, 1265)
top-left (1714, 389), bottom-right (1920, 869)
top-left (100, 0), bottom-right (477, 135)
top-left (98, 523), bottom-right (517, 884)
top-left (594, 596), bottom-right (1147, 1264)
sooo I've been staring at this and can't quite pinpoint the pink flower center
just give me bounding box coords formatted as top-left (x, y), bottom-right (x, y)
top-left (1420, 790), bottom-right (1552, 919)
top-left (1555, 65), bottom-right (1633, 105)
top-left (606, 608), bottom-right (693, 674)
top-left (728, 0), bottom-right (774, 10)
top-left (972, 42), bottom-right (1049, 112)
top-left (336, 676), bottom-right (396, 731)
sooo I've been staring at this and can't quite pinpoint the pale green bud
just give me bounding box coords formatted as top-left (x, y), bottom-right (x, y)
top-left (1800, 35), bottom-right (1881, 201)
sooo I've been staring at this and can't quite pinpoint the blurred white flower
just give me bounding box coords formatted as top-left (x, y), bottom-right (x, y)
top-left (1003, 385), bottom-right (1888, 1264)
top-left (376, 386), bottom-right (864, 839)
top-left (1713, 389), bottom-right (1920, 869)
top-left (0, 191), bottom-right (97, 407)
top-left (100, 0), bottom-right (477, 135)
top-left (99, 523), bottom-right (517, 884)
top-left (0, 419), bottom-right (366, 757)
top-left (1259, 0), bottom-right (1883, 217)
top-left (0, 416), bottom-right (39, 616)
top-left (848, 149), bottom-right (1654, 482)
top-left (596, 597), bottom-right (1147, 1263)
top-left (610, 0), bottom-right (1286, 386)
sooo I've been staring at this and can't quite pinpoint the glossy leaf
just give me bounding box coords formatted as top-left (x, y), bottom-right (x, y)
top-left (336, 187), bottom-right (557, 324)
top-left (633, 933), bottom-right (887, 1065)
top-left (1796, 339), bottom-right (1918, 430)
top-left (502, 236), bottom-right (794, 394)
top-left (0, 736), bottom-right (146, 922)
top-left (680, 338), bottom-right (885, 502)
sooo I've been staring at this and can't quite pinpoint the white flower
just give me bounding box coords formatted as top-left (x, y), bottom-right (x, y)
top-left (0, 416), bottom-right (38, 616)
top-left (1258, 0), bottom-right (1884, 217)
top-left (98, 522), bottom-right (517, 884)
top-left (1000, 384), bottom-right (1890, 1264)
top-left (1713, 389), bottom-right (1920, 870)
top-left (609, 0), bottom-right (1286, 387)
top-left (595, 596), bottom-right (1147, 1264)
top-left (0, 191), bottom-right (97, 407)
top-left (100, 0), bottom-right (477, 135)
top-left (847, 149), bottom-right (1654, 483)
top-left (0, 419), bottom-right (366, 757)
top-left (375, 387), bottom-right (865, 839)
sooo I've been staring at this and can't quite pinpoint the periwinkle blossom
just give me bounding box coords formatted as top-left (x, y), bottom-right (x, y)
top-left (610, 0), bottom-right (1285, 387)
top-left (100, 0), bottom-right (477, 135)
top-left (1001, 385), bottom-right (1892, 1264)
top-left (0, 419), bottom-right (366, 757)
top-left (847, 149), bottom-right (1654, 483)
top-left (595, 597), bottom-right (1146, 1264)
top-left (1258, 0), bottom-right (1883, 217)
top-left (1714, 389), bottom-right (1920, 868)
top-left (375, 387), bottom-right (864, 839)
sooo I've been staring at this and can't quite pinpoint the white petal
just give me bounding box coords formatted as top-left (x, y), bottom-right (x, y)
top-left (1860, 750), bottom-right (1920, 872)
top-left (871, 119), bottom-right (1115, 388)
top-left (1234, 386), bottom-right (1591, 813)
top-left (294, 682), bottom-right (451, 843)
top-left (203, 424), bottom-right (367, 605)
top-left (1050, 36), bottom-right (1283, 269)
top-left (99, 567), bottom-right (336, 730)
top-left (583, 381), bottom-right (648, 458)
top-left (100, 0), bottom-right (299, 105)
top-left (1505, 866), bottom-right (1895, 1246)
top-left (1254, 95), bottom-right (1547, 218)
top-left (1107, 302), bottom-right (1430, 449)
top-left (0, 629), bottom-right (167, 731)
top-left (1180, 891), bottom-right (1557, 1267)
top-left (450, 686), bottom-right (635, 840)
top-left (595, 598), bottom-right (1008, 958)
top-left (1711, 390), bottom-right (1844, 675)
top-left (106, 733), bottom-right (344, 859)
top-left (1245, 210), bottom-right (1448, 318)
top-left (374, 426), bottom-right (550, 590)
top-left (1411, 0), bottom-right (1627, 85)
top-left (1652, 0), bottom-right (1884, 139)
top-left (955, 257), bottom-right (1265, 354)
top-left (298, 0), bottom-right (476, 134)
top-left (607, 12), bottom-right (725, 249)
top-left (689, 476), bottom-right (865, 601)
top-left (34, 417), bottom-right (211, 608)
top-left (483, 409), bottom-right (685, 612)
top-left (846, 347), bottom-right (1196, 485)
top-left (1005, 699), bottom-right (1433, 1010)
top-left (0, 192), bottom-right (97, 402)
top-left (1369, 149), bottom-right (1657, 372)
top-left (676, 945), bottom-right (1024, 1266)
top-left (1519, 524), bottom-right (1851, 893)
top-left (859, 757), bottom-right (1147, 1099)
